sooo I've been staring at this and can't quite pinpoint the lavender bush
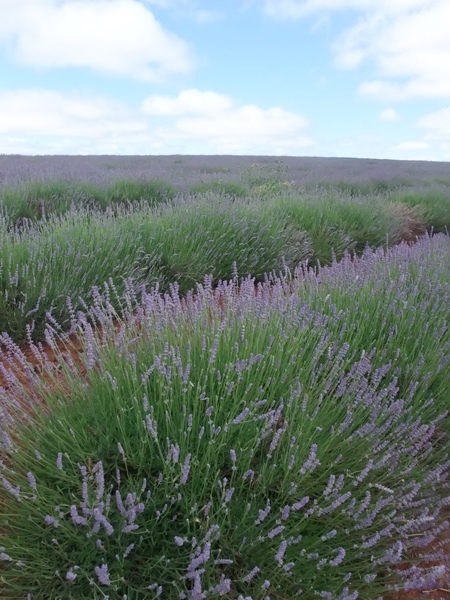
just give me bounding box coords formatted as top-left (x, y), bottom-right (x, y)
top-left (0, 178), bottom-right (176, 223)
top-left (0, 234), bottom-right (448, 599)
top-left (0, 181), bottom-right (444, 344)
top-left (0, 196), bottom-right (310, 342)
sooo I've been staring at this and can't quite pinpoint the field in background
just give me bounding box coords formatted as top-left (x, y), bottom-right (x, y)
top-left (0, 156), bottom-right (449, 600)
top-left (0, 156), bottom-right (449, 344)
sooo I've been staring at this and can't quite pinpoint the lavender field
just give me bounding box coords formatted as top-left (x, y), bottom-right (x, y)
top-left (0, 156), bottom-right (449, 600)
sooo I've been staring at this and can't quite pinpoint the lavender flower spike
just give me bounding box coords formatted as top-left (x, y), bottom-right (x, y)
top-left (329, 547), bottom-right (346, 567)
top-left (232, 407), bottom-right (249, 425)
top-left (180, 453), bottom-right (192, 484)
top-left (95, 563), bottom-right (111, 586)
top-left (243, 566), bottom-right (260, 583)
top-left (27, 472), bottom-right (37, 490)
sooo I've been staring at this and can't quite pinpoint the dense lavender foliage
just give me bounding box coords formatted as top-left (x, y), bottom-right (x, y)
top-left (0, 234), bottom-right (448, 599)
top-left (1, 155), bottom-right (450, 190)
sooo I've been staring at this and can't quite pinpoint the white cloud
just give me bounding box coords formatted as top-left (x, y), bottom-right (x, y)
top-left (0, 88), bottom-right (313, 155)
top-left (391, 141), bottom-right (429, 151)
top-left (192, 9), bottom-right (223, 23)
top-left (0, 0), bottom-right (195, 82)
top-left (171, 105), bottom-right (312, 154)
top-left (262, 0), bottom-right (439, 19)
top-left (142, 90), bottom-right (312, 153)
top-left (379, 108), bottom-right (400, 122)
top-left (141, 89), bottom-right (234, 115)
top-left (260, 0), bottom-right (450, 101)
top-left (418, 107), bottom-right (450, 142)
top-left (359, 79), bottom-right (450, 101)
top-left (0, 89), bottom-right (147, 138)
top-left (262, 0), bottom-right (373, 19)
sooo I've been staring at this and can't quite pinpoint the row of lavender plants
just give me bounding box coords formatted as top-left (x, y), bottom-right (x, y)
top-left (0, 189), bottom-right (434, 343)
top-left (1, 175), bottom-right (449, 232)
top-left (0, 233), bottom-right (449, 599)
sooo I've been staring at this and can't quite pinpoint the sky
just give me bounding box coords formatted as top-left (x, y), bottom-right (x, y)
top-left (0, 0), bottom-right (449, 160)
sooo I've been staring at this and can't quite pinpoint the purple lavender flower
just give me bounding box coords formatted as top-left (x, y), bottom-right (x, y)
top-left (255, 503), bottom-right (271, 524)
top-left (44, 515), bottom-right (59, 528)
top-left (70, 505), bottom-right (88, 526)
top-left (329, 547), bottom-right (346, 567)
top-left (269, 427), bottom-right (284, 453)
top-left (275, 540), bottom-right (287, 565)
top-left (94, 461), bottom-right (105, 500)
top-left (232, 407), bottom-right (249, 425)
top-left (323, 474), bottom-right (336, 496)
top-left (242, 566), bottom-right (260, 583)
top-left (95, 563), bottom-right (110, 586)
top-left (281, 505), bottom-right (290, 520)
top-left (167, 443), bottom-right (180, 464)
top-left (267, 525), bottom-right (284, 539)
top-left (224, 487), bottom-right (235, 503)
top-left (299, 444), bottom-right (320, 475)
top-left (145, 415), bottom-right (158, 439)
top-left (0, 552), bottom-right (12, 561)
top-left (66, 569), bottom-right (77, 581)
top-left (27, 472), bottom-right (37, 490)
top-left (321, 529), bottom-right (337, 541)
top-left (56, 453), bottom-right (63, 470)
top-left (180, 453), bottom-right (192, 484)
top-left (243, 469), bottom-right (255, 481)
top-left (188, 542), bottom-right (211, 572)
top-left (210, 575), bottom-right (231, 595)
top-left (291, 496), bottom-right (310, 511)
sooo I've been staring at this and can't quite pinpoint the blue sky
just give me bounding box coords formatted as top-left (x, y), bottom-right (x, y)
top-left (0, 0), bottom-right (449, 159)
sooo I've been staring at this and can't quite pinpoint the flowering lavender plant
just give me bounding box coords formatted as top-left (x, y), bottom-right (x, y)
top-left (0, 233), bottom-right (449, 599)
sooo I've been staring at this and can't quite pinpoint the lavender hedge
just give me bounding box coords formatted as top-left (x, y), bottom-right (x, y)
top-left (0, 197), bottom-right (310, 342)
top-left (0, 234), bottom-right (449, 599)
top-left (0, 184), bottom-right (441, 344)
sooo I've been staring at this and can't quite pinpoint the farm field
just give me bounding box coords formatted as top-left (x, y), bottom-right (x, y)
top-left (0, 155), bottom-right (449, 599)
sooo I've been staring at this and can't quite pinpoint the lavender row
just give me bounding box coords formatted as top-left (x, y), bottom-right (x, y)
top-left (0, 234), bottom-right (449, 599)
top-left (1, 187), bottom-right (446, 345)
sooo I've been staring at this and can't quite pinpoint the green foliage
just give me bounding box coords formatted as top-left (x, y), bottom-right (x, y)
top-left (312, 178), bottom-right (412, 197)
top-left (391, 190), bottom-right (450, 232)
top-left (0, 178), bottom-right (176, 223)
top-left (0, 197), bottom-right (312, 341)
top-left (0, 176), bottom-right (448, 343)
top-left (188, 180), bottom-right (249, 198)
